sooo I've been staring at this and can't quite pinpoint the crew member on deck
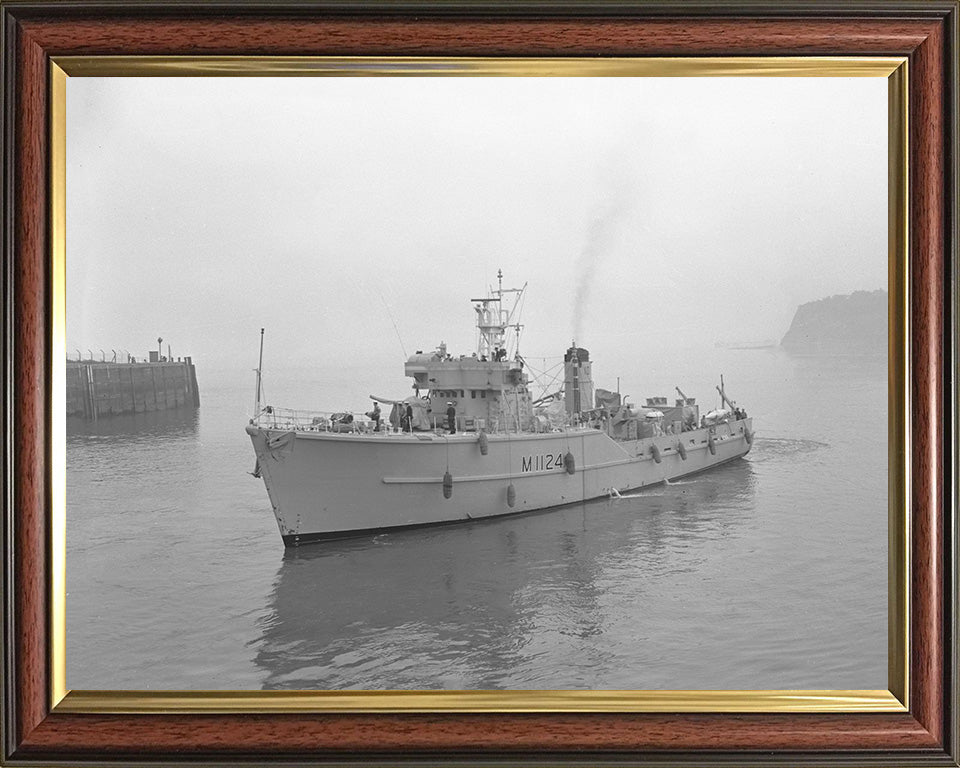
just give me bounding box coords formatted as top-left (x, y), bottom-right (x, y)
top-left (404, 403), bottom-right (414, 433)
top-left (371, 402), bottom-right (381, 431)
top-left (446, 402), bottom-right (457, 434)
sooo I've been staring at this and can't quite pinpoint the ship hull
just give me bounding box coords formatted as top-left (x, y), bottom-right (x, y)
top-left (246, 418), bottom-right (753, 546)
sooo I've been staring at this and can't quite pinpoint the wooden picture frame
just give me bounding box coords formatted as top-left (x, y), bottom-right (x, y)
top-left (2, 2), bottom-right (957, 764)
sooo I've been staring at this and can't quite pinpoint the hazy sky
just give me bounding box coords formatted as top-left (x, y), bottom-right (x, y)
top-left (67, 76), bottom-right (887, 374)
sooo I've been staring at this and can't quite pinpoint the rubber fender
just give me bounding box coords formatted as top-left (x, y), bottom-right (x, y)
top-left (478, 431), bottom-right (489, 456)
top-left (442, 470), bottom-right (453, 499)
top-left (564, 451), bottom-right (576, 475)
top-left (677, 441), bottom-right (687, 460)
top-left (650, 444), bottom-right (662, 464)
top-left (707, 436), bottom-right (716, 455)
top-left (744, 428), bottom-right (754, 446)
top-left (506, 482), bottom-right (516, 508)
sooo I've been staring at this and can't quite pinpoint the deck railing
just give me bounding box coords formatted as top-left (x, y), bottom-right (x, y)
top-left (253, 406), bottom-right (385, 434)
top-left (253, 405), bottom-right (562, 435)
top-left (250, 405), bottom-right (719, 436)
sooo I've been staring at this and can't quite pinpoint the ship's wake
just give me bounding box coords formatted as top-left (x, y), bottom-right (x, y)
top-left (608, 478), bottom-right (698, 500)
top-left (748, 436), bottom-right (828, 463)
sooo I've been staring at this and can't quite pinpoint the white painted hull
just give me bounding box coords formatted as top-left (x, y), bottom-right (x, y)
top-left (246, 419), bottom-right (753, 545)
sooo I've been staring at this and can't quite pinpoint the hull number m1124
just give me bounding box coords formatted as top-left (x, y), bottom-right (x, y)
top-left (521, 453), bottom-right (565, 473)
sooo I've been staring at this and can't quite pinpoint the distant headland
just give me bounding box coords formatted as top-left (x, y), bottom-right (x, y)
top-left (780, 290), bottom-right (887, 356)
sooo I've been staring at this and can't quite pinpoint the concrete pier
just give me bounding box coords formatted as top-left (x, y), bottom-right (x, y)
top-left (66, 358), bottom-right (200, 420)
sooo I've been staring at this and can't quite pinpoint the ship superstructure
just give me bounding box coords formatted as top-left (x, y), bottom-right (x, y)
top-left (246, 274), bottom-right (754, 546)
top-left (402, 272), bottom-right (535, 434)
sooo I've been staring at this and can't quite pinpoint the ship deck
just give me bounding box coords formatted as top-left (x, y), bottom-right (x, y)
top-left (246, 422), bottom-right (602, 442)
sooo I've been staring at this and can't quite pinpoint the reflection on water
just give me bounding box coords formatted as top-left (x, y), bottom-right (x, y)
top-left (67, 407), bottom-right (199, 441)
top-left (254, 463), bottom-right (758, 689)
top-left (66, 349), bottom-right (887, 690)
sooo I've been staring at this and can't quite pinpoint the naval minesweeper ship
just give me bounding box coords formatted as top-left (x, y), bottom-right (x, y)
top-left (246, 273), bottom-right (754, 546)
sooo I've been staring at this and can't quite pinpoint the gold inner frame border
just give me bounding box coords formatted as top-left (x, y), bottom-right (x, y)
top-left (48, 55), bottom-right (909, 714)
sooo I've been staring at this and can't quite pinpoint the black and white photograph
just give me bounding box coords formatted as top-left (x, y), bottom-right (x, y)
top-left (65, 73), bottom-right (888, 692)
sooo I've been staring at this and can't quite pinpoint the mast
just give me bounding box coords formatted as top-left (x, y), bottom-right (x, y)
top-left (472, 269), bottom-right (527, 359)
top-left (716, 374), bottom-right (737, 411)
top-left (254, 328), bottom-right (264, 417)
top-left (498, 269), bottom-right (504, 335)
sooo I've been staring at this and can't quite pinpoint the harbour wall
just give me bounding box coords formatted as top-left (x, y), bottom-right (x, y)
top-left (67, 360), bottom-right (200, 420)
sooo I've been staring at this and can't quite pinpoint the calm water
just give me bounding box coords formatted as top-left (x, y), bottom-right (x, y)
top-left (66, 347), bottom-right (887, 690)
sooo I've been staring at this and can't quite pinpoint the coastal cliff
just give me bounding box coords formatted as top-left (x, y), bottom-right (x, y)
top-left (780, 290), bottom-right (887, 356)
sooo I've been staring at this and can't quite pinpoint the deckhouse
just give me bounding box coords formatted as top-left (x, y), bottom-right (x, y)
top-left (404, 271), bottom-right (534, 433)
